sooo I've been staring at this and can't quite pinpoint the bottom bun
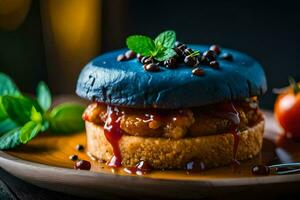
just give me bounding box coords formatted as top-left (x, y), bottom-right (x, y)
top-left (86, 119), bottom-right (264, 169)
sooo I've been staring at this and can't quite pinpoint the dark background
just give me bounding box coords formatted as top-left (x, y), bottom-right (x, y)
top-left (1, 0), bottom-right (300, 109)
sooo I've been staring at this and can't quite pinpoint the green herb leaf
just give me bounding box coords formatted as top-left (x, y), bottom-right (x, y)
top-left (30, 106), bottom-right (43, 123)
top-left (48, 103), bottom-right (85, 134)
top-left (0, 73), bottom-right (87, 149)
top-left (1, 95), bottom-right (34, 125)
top-left (126, 30), bottom-right (177, 62)
top-left (41, 121), bottom-right (49, 132)
top-left (0, 96), bottom-right (7, 121)
top-left (0, 73), bottom-right (20, 96)
top-left (0, 73), bottom-right (21, 120)
top-left (19, 121), bottom-right (42, 144)
top-left (0, 118), bottom-right (17, 135)
top-left (0, 128), bottom-right (21, 149)
top-left (37, 81), bottom-right (52, 112)
top-left (126, 35), bottom-right (156, 56)
top-left (155, 48), bottom-right (177, 62)
top-left (154, 30), bottom-right (176, 49)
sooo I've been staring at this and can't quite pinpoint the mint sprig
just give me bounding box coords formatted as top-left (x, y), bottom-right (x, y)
top-left (155, 48), bottom-right (177, 62)
top-left (126, 35), bottom-right (156, 57)
top-left (48, 103), bottom-right (85, 134)
top-left (0, 72), bottom-right (85, 149)
top-left (19, 121), bottom-right (42, 144)
top-left (37, 81), bottom-right (52, 112)
top-left (126, 30), bottom-right (177, 61)
top-left (154, 30), bottom-right (176, 49)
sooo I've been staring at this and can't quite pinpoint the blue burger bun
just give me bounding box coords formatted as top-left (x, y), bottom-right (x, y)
top-left (76, 45), bottom-right (267, 109)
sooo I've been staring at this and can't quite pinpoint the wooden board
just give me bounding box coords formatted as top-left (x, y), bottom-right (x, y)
top-left (0, 111), bottom-right (300, 199)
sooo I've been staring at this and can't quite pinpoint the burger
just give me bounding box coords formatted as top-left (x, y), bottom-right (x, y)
top-left (76, 31), bottom-right (267, 172)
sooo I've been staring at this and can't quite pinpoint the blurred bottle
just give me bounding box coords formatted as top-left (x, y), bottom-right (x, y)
top-left (0, 0), bottom-right (46, 93)
top-left (0, 0), bottom-right (102, 94)
top-left (40, 0), bottom-right (102, 94)
top-left (0, 0), bottom-right (32, 30)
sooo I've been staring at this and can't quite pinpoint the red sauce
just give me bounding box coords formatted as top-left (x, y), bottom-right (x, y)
top-left (104, 105), bottom-right (123, 167)
top-left (124, 160), bottom-right (152, 175)
top-left (213, 102), bottom-right (241, 165)
top-left (184, 102), bottom-right (241, 173)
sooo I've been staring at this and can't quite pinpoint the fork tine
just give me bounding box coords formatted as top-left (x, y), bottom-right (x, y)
top-left (275, 168), bottom-right (300, 175)
top-left (269, 163), bottom-right (300, 169)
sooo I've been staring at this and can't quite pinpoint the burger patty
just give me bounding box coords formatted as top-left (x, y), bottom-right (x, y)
top-left (83, 100), bottom-right (263, 139)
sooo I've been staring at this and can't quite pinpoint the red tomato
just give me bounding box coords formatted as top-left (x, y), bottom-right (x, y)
top-left (274, 86), bottom-right (300, 139)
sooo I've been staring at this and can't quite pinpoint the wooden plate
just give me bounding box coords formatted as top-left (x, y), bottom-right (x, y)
top-left (0, 111), bottom-right (300, 199)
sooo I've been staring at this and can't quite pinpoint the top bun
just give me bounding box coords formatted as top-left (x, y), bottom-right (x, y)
top-left (76, 45), bottom-right (267, 109)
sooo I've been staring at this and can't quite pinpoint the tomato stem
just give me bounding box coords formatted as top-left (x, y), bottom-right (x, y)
top-left (288, 76), bottom-right (300, 95)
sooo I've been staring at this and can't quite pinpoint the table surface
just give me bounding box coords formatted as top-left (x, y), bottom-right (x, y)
top-left (1, 167), bottom-right (300, 200)
top-left (0, 168), bottom-right (95, 200)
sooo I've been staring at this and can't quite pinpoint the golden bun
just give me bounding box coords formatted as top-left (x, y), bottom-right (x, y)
top-left (86, 119), bottom-right (264, 169)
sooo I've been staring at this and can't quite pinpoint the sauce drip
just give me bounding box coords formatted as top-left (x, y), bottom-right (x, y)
top-left (214, 102), bottom-right (241, 165)
top-left (104, 105), bottom-right (123, 167)
top-left (124, 160), bottom-right (152, 175)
